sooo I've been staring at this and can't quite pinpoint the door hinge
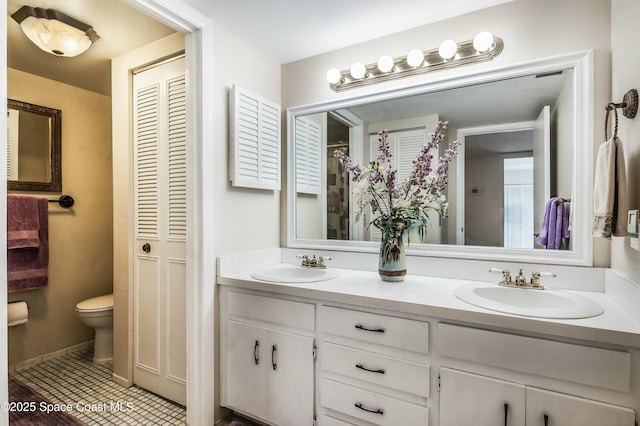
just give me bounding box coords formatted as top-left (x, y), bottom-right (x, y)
top-left (313, 341), bottom-right (317, 360)
top-left (437, 374), bottom-right (441, 392)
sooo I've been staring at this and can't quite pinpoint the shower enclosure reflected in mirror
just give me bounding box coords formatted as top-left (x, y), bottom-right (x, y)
top-left (287, 51), bottom-right (593, 266)
top-left (7, 99), bottom-right (62, 192)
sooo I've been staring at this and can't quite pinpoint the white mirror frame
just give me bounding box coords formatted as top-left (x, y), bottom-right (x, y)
top-left (287, 50), bottom-right (593, 266)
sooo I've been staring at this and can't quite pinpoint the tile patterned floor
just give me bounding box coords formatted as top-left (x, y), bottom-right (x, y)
top-left (11, 348), bottom-right (186, 425)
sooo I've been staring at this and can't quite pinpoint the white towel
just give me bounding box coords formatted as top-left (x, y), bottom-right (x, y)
top-left (593, 136), bottom-right (629, 238)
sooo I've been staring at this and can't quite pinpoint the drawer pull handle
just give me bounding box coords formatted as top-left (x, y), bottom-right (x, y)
top-left (354, 402), bottom-right (384, 415)
top-left (356, 364), bottom-right (385, 374)
top-left (254, 340), bottom-right (259, 365)
top-left (504, 403), bottom-right (508, 426)
top-left (544, 414), bottom-right (549, 426)
top-left (272, 344), bottom-right (277, 371)
top-left (355, 324), bottom-right (385, 333)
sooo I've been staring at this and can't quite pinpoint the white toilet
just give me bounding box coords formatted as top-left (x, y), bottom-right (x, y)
top-left (75, 294), bottom-right (114, 363)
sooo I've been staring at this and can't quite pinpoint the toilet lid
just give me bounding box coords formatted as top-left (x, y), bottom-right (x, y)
top-left (76, 294), bottom-right (113, 312)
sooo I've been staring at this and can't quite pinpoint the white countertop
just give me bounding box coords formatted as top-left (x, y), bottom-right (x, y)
top-left (218, 264), bottom-right (640, 349)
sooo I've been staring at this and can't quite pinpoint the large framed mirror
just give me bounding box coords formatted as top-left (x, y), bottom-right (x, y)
top-left (287, 50), bottom-right (593, 266)
top-left (7, 99), bottom-right (62, 192)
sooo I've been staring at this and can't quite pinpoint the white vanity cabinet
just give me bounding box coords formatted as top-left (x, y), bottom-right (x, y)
top-left (318, 306), bottom-right (431, 425)
top-left (438, 324), bottom-right (636, 426)
top-left (440, 368), bottom-right (635, 426)
top-left (221, 290), bottom-right (316, 426)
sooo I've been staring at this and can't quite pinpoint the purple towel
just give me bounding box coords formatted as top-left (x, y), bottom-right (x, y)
top-left (538, 197), bottom-right (570, 250)
top-left (7, 198), bottom-right (49, 292)
top-left (537, 197), bottom-right (557, 247)
top-left (7, 196), bottom-right (41, 249)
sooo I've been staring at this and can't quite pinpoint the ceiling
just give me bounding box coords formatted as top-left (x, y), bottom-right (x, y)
top-left (7, 0), bottom-right (514, 96)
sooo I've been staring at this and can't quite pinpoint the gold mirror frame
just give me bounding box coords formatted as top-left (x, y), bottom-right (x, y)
top-left (7, 99), bottom-right (62, 192)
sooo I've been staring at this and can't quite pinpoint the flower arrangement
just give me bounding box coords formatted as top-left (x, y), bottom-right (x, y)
top-left (334, 121), bottom-right (460, 264)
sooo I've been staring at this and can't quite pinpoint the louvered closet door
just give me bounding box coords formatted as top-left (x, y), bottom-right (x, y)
top-left (133, 56), bottom-right (186, 405)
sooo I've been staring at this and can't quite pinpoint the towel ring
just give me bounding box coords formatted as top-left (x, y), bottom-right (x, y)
top-left (604, 104), bottom-right (619, 140)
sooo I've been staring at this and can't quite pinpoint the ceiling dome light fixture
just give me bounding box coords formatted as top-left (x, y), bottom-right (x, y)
top-left (377, 55), bottom-right (395, 73)
top-left (438, 40), bottom-right (457, 60)
top-left (473, 31), bottom-right (495, 53)
top-left (327, 34), bottom-right (503, 91)
top-left (406, 49), bottom-right (425, 68)
top-left (350, 62), bottom-right (367, 80)
top-left (11, 6), bottom-right (99, 57)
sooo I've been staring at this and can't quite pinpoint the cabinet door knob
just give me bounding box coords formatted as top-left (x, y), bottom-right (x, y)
top-left (355, 324), bottom-right (385, 333)
top-left (271, 344), bottom-right (277, 371)
top-left (354, 402), bottom-right (384, 415)
top-left (142, 243), bottom-right (151, 253)
top-left (254, 340), bottom-right (259, 365)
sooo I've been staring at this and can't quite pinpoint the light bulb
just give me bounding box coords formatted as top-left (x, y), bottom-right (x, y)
top-left (350, 62), bottom-right (367, 79)
top-left (406, 49), bottom-right (424, 68)
top-left (377, 55), bottom-right (394, 73)
top-left (326, 68), bottom-right (342, 84)
top-left (473, 31), bottom-right (494, 53)
top-left (438, 40), bottom-right (457, 60)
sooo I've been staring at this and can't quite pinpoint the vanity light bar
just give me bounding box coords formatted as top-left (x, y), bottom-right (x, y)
top-left (327, 34), bottom-right (504, 92)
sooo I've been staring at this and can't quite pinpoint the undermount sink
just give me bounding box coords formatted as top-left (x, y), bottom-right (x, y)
top-left (454, 283), bottom-right (604, 319)
top-left (251, 264), bottom-right (339, 283)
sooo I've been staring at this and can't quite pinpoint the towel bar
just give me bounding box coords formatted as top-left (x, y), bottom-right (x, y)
top-left (47, 195), bottom-right (74, 208)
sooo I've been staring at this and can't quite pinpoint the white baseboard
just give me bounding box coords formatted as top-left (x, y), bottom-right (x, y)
top-left (111, 372), bottom-right (132, 388)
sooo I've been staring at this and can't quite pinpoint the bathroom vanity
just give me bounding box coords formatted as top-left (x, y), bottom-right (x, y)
top-left (218, 255), bottom-right (640, 426)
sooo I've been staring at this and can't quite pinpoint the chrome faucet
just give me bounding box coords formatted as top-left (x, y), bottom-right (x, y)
top-left (297, 254), bottom-right (331, 269)
top-left (489, 268), bottom-right (556, 290)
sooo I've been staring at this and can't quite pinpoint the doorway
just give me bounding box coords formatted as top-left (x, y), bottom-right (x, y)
top-left (2, 0), bottom-right (214, 424)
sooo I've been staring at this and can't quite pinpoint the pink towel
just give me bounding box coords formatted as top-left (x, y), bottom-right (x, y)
top-left (7, 196), bottom-right (41, 249)
top-left (7, 198), bottom-right (49, 292)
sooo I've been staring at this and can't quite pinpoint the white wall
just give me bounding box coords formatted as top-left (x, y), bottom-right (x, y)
top-left (610, 0), bottom-right (640, 281)
top-left (211, 21), bottom-right (282, 255)
top-left (282, 0), bottom-right (612, 266)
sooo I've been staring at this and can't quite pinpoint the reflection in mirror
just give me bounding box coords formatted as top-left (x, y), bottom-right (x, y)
top-left (288, 51), bottom-right (592, 265)
top-left (7, 99), bottom-right (62, 192)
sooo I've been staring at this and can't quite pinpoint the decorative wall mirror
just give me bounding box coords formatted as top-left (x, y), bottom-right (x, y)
top-left (7, 99), bottom-right (62, 192)
top-left (287, 50), bottom-right (593, 266)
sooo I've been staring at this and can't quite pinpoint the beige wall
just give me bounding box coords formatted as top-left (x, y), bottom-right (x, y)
top-left (281, 0), bottom-right (612, 266)
top-left (7, 68), bottom-right (113, 365)
top-left (610, 0), bottom-right (640, 280)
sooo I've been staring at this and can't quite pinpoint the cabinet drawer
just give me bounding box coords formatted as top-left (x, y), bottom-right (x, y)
top-left (227, 291), bottom-right (315, 331)
top-left (318, 415), bottom-right (353, 426)
top-left (439, 324), bottom-right (631, 392)
top-left (321, 378), bottom-right (429, 426)
top-left (320, 306), bottom-right (429, 354)
top-left (322, 342), bottom-right (430, 397)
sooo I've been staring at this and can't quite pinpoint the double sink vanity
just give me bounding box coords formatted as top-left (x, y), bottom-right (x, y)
top-left (218, 250), bottom-right (640, 426)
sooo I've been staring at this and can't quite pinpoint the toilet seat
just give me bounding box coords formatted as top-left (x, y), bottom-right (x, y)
top-left (76, 294), bottom-right (113, 313)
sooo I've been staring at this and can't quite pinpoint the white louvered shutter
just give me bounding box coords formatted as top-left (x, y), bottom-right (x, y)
top-left (135, 84), bottom-right (160, 238)
top-left (396, 128), bottom-right (426, 181)
top-left (295, 117), bottom-right (322, 194)
top-left (167, 76), bottom-right (187, 240)
top-left (368, 129), bottom-right (426, 242)
top-left (230, 85), bottom-right (281, 190)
